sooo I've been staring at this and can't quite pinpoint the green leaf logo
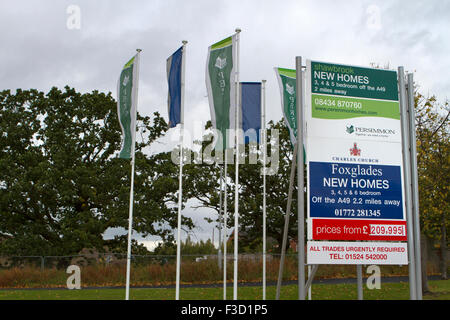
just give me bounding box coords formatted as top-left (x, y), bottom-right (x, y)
top-left (215, 56), bottom-right (227, 69)
top-left (122, 75), bottom-right (130, 87)
top-left (285, 83), bottom-right (294, 95)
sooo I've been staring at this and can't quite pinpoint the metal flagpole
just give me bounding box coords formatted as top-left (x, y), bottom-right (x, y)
top-left (218, 167), bottom-right (223, 270)
top-left (125, 48), bottom-right (141, 301)
top-left (275, 142), bottom-right (298, 300)
top-left (125, 150), bottom-right (136, 301)
top-left (233, 27), bottom-right (241, 301)
top-left (295, 56), bottom-right (306, 300)
top-left (261, 79), bottom-right (267, 300)
top-left (175, 40), bottom-right (187, 300)
top-left (407, 73), bottom-right (422, 299)
top-left (398, 66), bottom-right (417, 300)
top-left (223, 157), bottom-right (228, 300)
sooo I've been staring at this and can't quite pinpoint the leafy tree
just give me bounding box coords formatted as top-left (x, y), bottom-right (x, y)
top-left (152, 236), bottom-right (217, 255)
top-left (181, 119), bottom-right (301, 253)
top-left (228, 120), bottom-right (302, 252)
top-left (0, 86), bottom-right (193, 256)
top-left (414, 91), bottom-right (449, 281)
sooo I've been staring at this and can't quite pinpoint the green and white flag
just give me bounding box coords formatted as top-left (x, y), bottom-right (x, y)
top-left (206, 34), bottom-right (237, 150)
top-left (274, 67), bottom-right (297, 146)
top-left (117, 54), bottom-right (139, 159)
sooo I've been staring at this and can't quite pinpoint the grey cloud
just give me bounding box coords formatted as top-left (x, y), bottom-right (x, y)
top-left (1, 0), bottom-right (449, 245)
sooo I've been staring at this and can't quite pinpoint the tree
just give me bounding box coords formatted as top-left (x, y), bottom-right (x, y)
top-left (0, 86), bottom-right (193, 256)
top-left (152, 236), bottom-right (217, 255)
top-left (181, 119), bottom-right (301, 253)
top-left (414, 91), bottom-right (449, 282)
top-left (229, 120), bottom-right (302, 252)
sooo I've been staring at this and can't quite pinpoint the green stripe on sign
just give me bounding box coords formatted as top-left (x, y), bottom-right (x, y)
top-left (277, 67), bottom-right (296, 78)
top-left (211, 36), bottom-right (232, 50)
top-left (123, 56), bottom-right (135, 69)
top-left (311, 94), bottom-right (400, 120)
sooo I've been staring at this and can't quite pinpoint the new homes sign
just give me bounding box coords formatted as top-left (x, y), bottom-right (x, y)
top-left (305, 60), bottom-right (408, 265)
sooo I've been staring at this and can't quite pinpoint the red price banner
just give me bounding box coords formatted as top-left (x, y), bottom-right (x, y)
top-left (311, 219), bottom-right (407, 241)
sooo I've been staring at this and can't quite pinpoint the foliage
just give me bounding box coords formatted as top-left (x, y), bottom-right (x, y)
top-left (414, 92), bottom-right (449, 242)
top-left (0, 86), bottom-right (193, 256)
top-left (152, 236), bottom-right (217, 255)
top-left (180, 119), bottom-right (301, 252)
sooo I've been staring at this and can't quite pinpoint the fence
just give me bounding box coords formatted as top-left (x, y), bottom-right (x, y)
top-left (0, 252), bottom-right (294, 270)
top-left (0, 251), bottom-right (444, 289)
top-left (0, 253), bottom-right (299, 289)
top-left (0, 252), bottom-right (409, 289)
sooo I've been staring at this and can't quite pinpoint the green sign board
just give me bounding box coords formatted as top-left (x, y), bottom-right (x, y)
top-left (311, 61), bottom-right (398, 101)
top-left (310, 61), bottom-right (400, 121)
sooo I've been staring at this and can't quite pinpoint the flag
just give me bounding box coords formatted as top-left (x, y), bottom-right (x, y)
top-left (274, 67), bottom-right (297, 146)
top-left (167, 46), bottom-right (183, 128)
top-left (206, 34), bottom-right (238, 150)
top-left (117, 54), bottom-right (139, 159)
top-left (168, 43), bottom-right (187, 301)
top-left (119, 50), bottom-right (141, 301)
top-left (240, 82), bottom-right (261, 144)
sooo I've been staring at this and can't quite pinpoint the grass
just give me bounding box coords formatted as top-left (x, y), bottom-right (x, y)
top-left (1, 257), bottom-right (446, 300)
top-left (0, 258), bottom-right (416, 289)
top-left (0, 280), bottom-right (448, 300)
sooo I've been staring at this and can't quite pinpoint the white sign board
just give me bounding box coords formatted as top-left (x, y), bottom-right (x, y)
top-left (305, 59), bottom-right (408, 265)
top-left (307, 241), bottom-right (408, 265)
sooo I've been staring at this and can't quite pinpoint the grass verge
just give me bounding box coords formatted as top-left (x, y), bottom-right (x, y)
top-left (0, 280), bottom-right (448, 300)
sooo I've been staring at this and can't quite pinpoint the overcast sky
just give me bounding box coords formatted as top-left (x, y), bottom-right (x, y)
top-left (1, 0), bottom-right (449, 250)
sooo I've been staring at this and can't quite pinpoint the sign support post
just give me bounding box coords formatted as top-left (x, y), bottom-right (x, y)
top-left (296, 56), bottom-right (306, 300)
top-left (407, 73), bottom-right (422, 300)
top-left (357, 265), bottom-right (363, 300)
top-left (276, 142), bottom-right (298, 300)
top-left (398, 66), bottom-right (417, 300)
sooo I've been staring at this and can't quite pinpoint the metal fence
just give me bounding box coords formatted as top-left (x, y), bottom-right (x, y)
top-left (0, 252), bottom-right (304, 289)
top-left (0, 252), bottom-right (298, 270)
top-left (0, 252), bottom-right (442, 290)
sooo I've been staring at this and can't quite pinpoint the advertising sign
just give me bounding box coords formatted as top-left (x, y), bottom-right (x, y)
top-left (307, 241), bottom-right (408, 265)
top-left (305, 60), bottom-right (407, 264)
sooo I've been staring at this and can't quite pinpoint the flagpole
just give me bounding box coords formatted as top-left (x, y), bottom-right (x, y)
top-left (218, 166), bottom-right (223, 271)
top-left (175, 40), bottom-right (187, 301)
top-left (223, 157), bottom-right (228, 300)
top-left (125, 152), bottom-right (135, 301)
top-left (125, 48), bottom-right (141, 301)
top-left (261, 79), bottom-right (267, 300)
top-left (233, 27), bottom-right (241, 301)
